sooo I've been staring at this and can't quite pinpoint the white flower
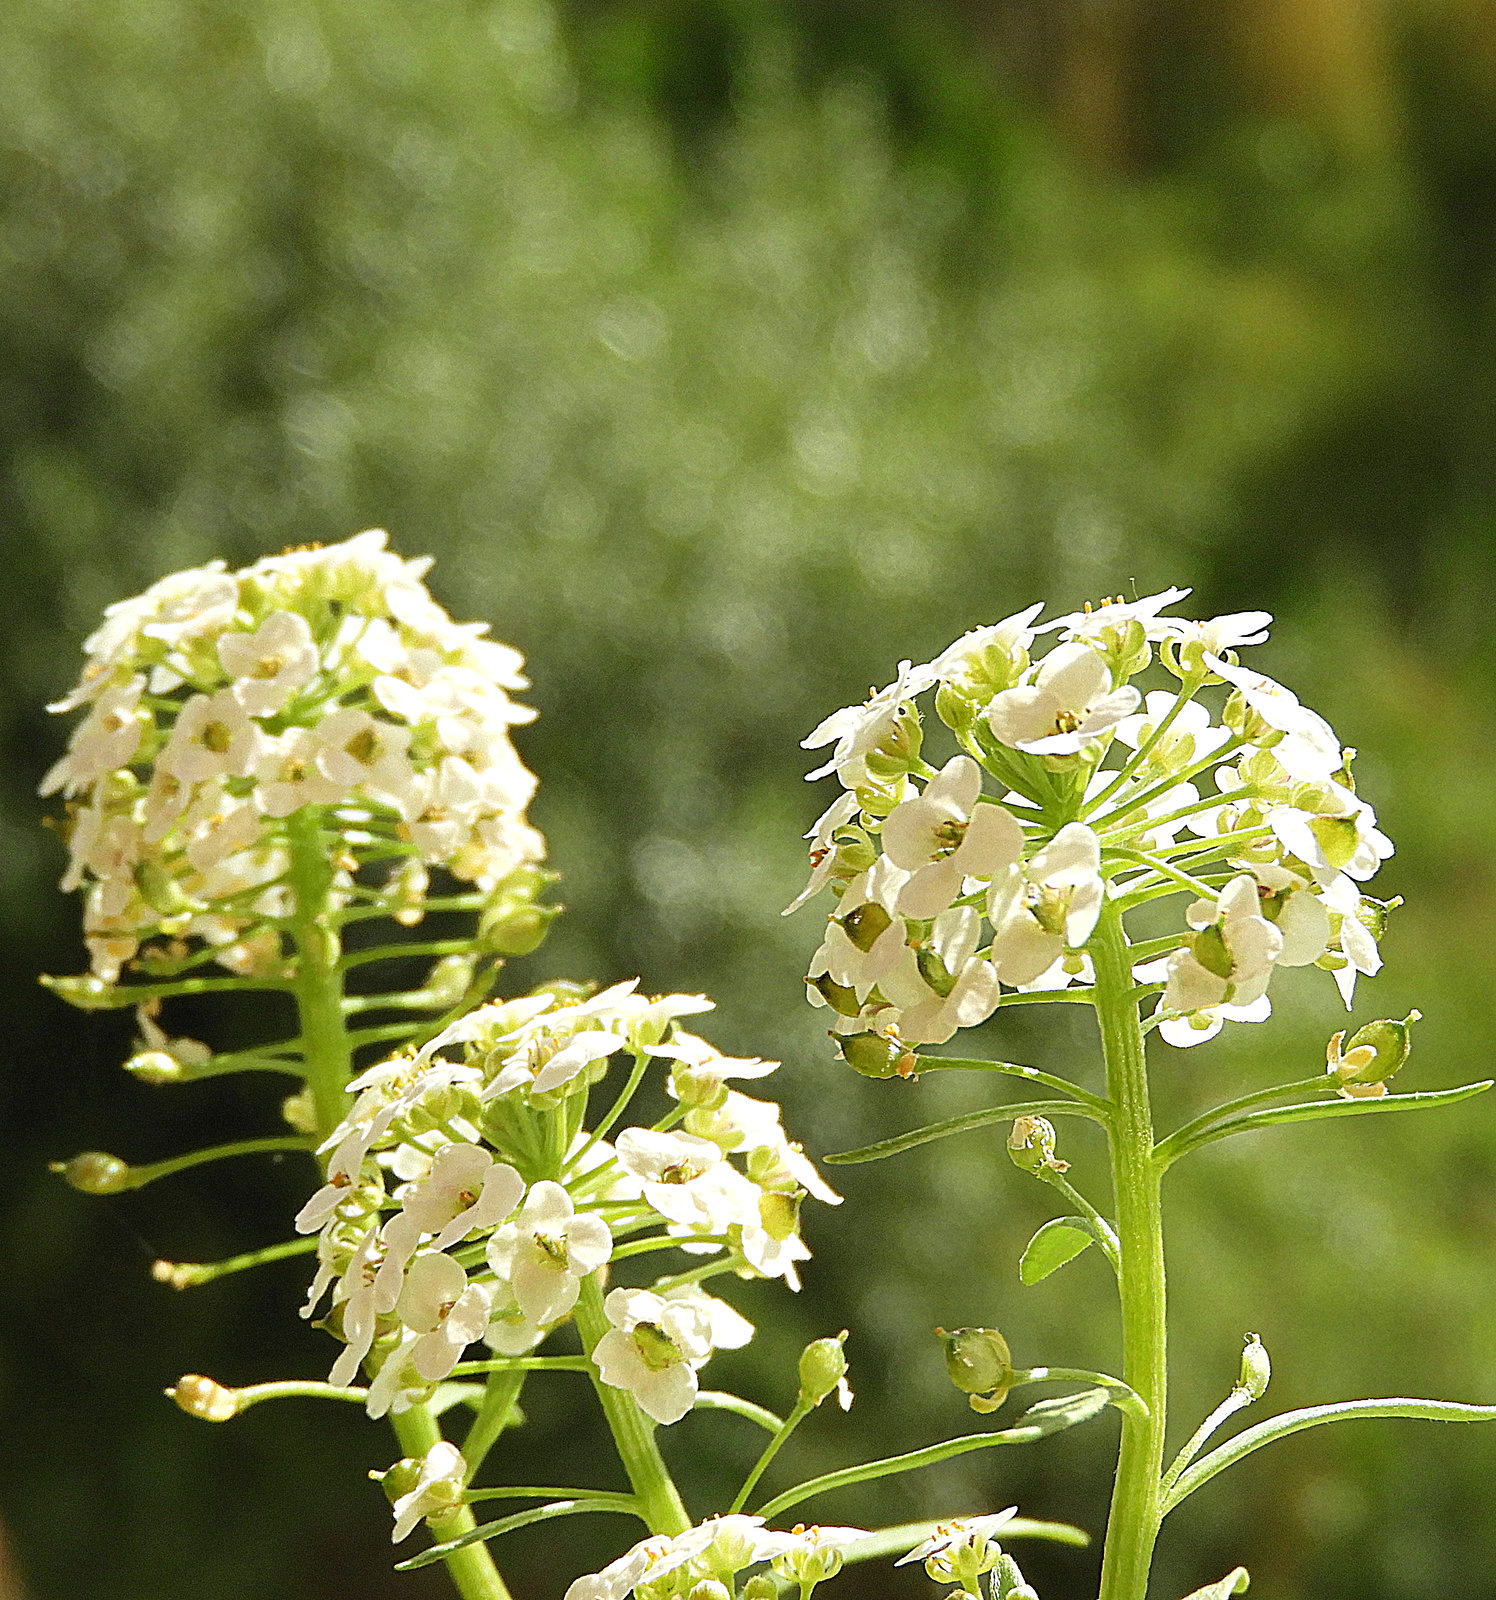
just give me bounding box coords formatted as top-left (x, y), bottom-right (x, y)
top-left (806, 857), bottom-right (910, 1002)
top-left (592, 1287), bottom-right (714, 1424)
top-left (389, 1441), bottom-right (467, 1542)
top-left (1111, 691), bottom-right (1233, 775)
top-left (485, 1180), bottom-right (612, 1324)
top-left (771, 1525), bottom-right (867, 1586)
top-left (1156, 993), bottom-right (1271, 1049)
top-left (39, 676), bottom-right (148, 797)
top-left (1162, 874), bottom-right (1283, 1015)
top-left (1040, 587), bottom-right (1192, 643)
top-left (218, 611), bottom-right (320, 716)
top-left (252, 727), bottom-right (346, 816)
top-left (313, 707), bottom-right (418, 815)
top-left (895, 1509), bottom-right (1019, 1569)
top-left (1250, 862), bottom-right (1331, 966)
top-left (614, 1129), bottom-right (759, 1232)
top-left (1268, 792), bottom-right (1392, 888)
top-left (396, 1251), bottom-right (493, 1382)
top-left (988, 824), bottom-right (1104, 985)
top-left (1163, 611), bottom-right (1272, 654)
top-left (658, 1284), bottom-right (754, 1350)
top-left (783, 792), bottom-right (860, 915)
top-left (881, 758), bottom-right (1024, 919)
top-left (800, 659), bottom-right (936, 785)
top-left (879, 905), bottom-right (1001, 1045)
top-left (160, 690), bottom-right (262, 785)
top-left (924, 605), bottom-right (1046, 682)
top-left (563, 1536), bottom-right (675, 1600)
top-left (987, 643), bottom-right (1140, 755)
top-left (1321, 875), bottom-right (1385, 1008)
top-left (1203, 655), bottom-right (1343, 781)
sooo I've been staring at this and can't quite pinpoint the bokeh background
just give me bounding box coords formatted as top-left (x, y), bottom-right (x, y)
top-left (3, 2), bottom-right (1496, 1596)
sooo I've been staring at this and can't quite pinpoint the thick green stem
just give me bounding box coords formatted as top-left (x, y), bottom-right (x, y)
top-left (1094, 904), bottom-right (1167, 1600)
top-left (286, 810), bottom-right (513, 1600)
top-left (573, 1276), bottom-right (691, 1536)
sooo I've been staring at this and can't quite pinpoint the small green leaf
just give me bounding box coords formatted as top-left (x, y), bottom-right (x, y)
top-left (1182, 1568), bottom-right (1249, 1598)
top-left (1020, 1217), bottom-right (1096, 1284)
top-left (1013, 1387), bottom-right (1112, 1433)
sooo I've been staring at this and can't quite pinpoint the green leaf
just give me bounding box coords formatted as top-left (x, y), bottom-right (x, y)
top-left (429, 1381), bottom-right (487, 1417)
top-left (1183, 1569), bottom-right (1249, 1598)
top-left (1159, 1079), bottom-right (1493, 1165)
top-left (825, 1099), bottom-right (1105, 1166)
top-left (1163, 1396), bottom-right (1496, 1511)
top-left (395, 1497), bottom-right (638, 1571)
top-left (753, 1388), bottom-right (1112, 1520)
top-left (1019, 1217), bottom-right (1097, 1284)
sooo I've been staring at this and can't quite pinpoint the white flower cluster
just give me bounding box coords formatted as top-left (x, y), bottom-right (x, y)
top-left (296, 982), bottom-right (838, 1421)
top-left (564, 1514), bottom-right (866, 1600)
top-left (792, 589), bottom-right (1395, 1055)
top-left (42, 530), bottom-right (543, 981)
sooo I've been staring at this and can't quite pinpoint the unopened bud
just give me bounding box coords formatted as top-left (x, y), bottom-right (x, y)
top-left (1007, 1116), bottom-right (1067, 1174)
top-left (759, 1188), bottom-right (803, 1243)
top-left (51, 1151), bottom-right (132, 1194)
top-left (686, 1582), bottom-right (732, 1600)
top-left (152, 1259), bottom-right (207, 1290)
top-left (1237, 1333), bottom-right (1270, 1401)
top-left (937, 1326), bottom-right (1013, 1412)
top-left (167, 1374), bottom-right (238, 1422)
top-left (741, 1578), bottom-right (777, 1600)
top-left (835, 1031), bottom-right (915, 1079)
top-left (281, 1085), bottom-right (319, 1134)
top-left (798, 1331), bottom-right (850, 1409)
top-left (40, 973), bottom-right (120, 1011)
top-left (1222, 690), bottom-right (1274, 743)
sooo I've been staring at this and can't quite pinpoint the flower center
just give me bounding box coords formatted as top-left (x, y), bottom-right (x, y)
top-left (202, 720), bottom-right (233, 754)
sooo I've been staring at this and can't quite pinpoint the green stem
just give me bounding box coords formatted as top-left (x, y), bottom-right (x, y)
top-left (728, 1399), bottom-right (811, 1514)
top-left (573, 1275), bottom-right (691, 1536)
top-left (462, 1371), bottom-right (526, 1474)
top-left (285, 809), bottom-right (513, 1600)
top-left (151, 1235), bottom-right (317, 1288)
top-left (1093, 903), bottom-right (1167, 1600)
top-left (122, 1136), bottom-right (316, 1189)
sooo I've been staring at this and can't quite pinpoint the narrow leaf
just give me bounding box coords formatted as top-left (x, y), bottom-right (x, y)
top-left (1163, 1080), bottom-right (1493, 1164)
top-left (395, 1498), bottom-right (637, 1570)
top-left (1164, 1396), bottom-right (1496, 1511)
top-left (1183, 1568), bottom-right (1249, 1598)
top-left (1020, 1217), bottom-right (1096, 1284)
top-left (753, 1389), bottom-right (1111, 1520)
top-left (833, 1518), bottom-right (1090, 1568)
top-left (826, 1099), bottom-right (1105, 1166)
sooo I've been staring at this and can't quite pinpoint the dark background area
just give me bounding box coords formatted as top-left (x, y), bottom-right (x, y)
top-left (4, 2), bottom-right (1496, 1597)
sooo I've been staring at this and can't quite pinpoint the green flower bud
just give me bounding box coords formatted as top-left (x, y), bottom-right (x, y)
top-left (1222, 690), bottom-right (1275, 743)
top-left (51, 1151), bottom-right (133, 1194)
top-left (742, 1576), bottom-right (778, 1600)
top-left (281, 1085), bottom-right (319, 1135)
top-left (937, 1326), bottom-right (1013, 1412)
top-left (40, 973), bottom-right (121, 1011)
top-left (167, 1373), bottom-right (238, 1422)
top-left (1307, 814), bottom-right (1360, 872)
top-left (1237, 1333), bottom-right (1270, 1401)
top-left (369, 1457), bottom-right (423, 1505)
top-left (1007, 1116), bottom-right (1066, 1174)
top-left (686, 1580), bottom-right (732, 1600)
top-left (835, 1031), bottom-right (914, 1079)
top-left (798, 1331), bottom-right (850, 1408)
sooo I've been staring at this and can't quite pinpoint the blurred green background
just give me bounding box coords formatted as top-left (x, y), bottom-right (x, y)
top-left (3, 1), bottom-right (1496, 1596)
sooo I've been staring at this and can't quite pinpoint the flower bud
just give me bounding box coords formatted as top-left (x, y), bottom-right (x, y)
top-left (51, 1151), bottom-right (133, 1194)
top-left (834, 1031), bottom-right (915, 1079)
top-left (40, 973), bottom-right (119, 1011)
top-left (685, 1581), bottom-right (732, 1600)
top-left (936, 1326), bottom-right (1013, 1413)
top-left (1007, 1116), bottom-right (1067, 1174)
top-left (742, 1577), bottom-right (778, 1600)
top-left (798, 1331), bottom-right (850, 1409)
top-left (1237, 1333), bottom-right (1270, 1401)
top-left (1222, 690), bottom-right (1274, 744)
top-left (167, 1374), bottom-right (238, 1422)
top-left (423, 953), bottom-right (478, 1008)
top-left (281, 1084), bottom-right (319, 1134)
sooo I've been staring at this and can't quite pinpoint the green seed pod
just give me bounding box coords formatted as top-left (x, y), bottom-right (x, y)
top-left (167, 1373), bottom-right (238, 1422)
top-left (840, 901), bottom-right (893, 952)
top-left (835, 1032), bottom-right (907, 1078)
top-left (1340, 1010), bottom-right (1420, 1087)
top-left (52, 1151), bottom-right (133, 1194)
top-left (916, 946), bottom-right (957, 998)
top-left (123, 1049), bottom-right (188, 1085)
top-left (1188, 923), bottom-right (1234, 982)
top-left (798, 1330), bottom-right (849, 1408)
top-left (811, 974), bottom-right (862, 1017)
top-left (1007, 1115), bottom-right (1064, 1174)
top-left (369, 1457), bottom-right (423, 1505)
top-left (937, 1326), bottom-right (1013, 1410)
top-left (1237, 1333), bottom-right (1271, 1401)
